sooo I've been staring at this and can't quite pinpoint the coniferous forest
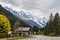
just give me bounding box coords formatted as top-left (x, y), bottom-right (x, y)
top-left (43, 13), bottom-right (60, 36)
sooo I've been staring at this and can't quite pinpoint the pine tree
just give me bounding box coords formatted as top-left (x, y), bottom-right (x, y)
top-left (43, 12), bottom-right (60, 36)
top-left (43, 13), bottom-right (53, 35)
top-left (53, 12), bottom-right (60, 35)
top-left (49, 13), bottom-right (53, 32)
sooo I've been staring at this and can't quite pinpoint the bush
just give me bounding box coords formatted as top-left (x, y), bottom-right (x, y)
top-left (0, 33), bottom-right (8, 38)
top-left (37, 31), bottom-right (44, 35)
top-left (0, 14), bottom-right (11, 38)
top-left (48, 32), bottom-right (57, 36)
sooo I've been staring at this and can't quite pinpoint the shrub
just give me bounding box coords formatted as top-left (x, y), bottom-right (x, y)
top-left (48, 32), bottom-right (57, 36)
top-left (37, 31), bottom-right (44, 35)
top-left (0, 14), bottom-right (11, 37)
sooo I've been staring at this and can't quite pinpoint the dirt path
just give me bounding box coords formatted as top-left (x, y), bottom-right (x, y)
top-left (20, 35), bottom-right (60, 40)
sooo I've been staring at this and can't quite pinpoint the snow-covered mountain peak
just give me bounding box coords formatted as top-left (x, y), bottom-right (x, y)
top-left (3, 6), bottom-right (47, 28)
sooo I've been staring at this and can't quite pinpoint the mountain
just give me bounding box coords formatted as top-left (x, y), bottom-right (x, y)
top-left (0, 5), bottom-right (31, 31)
top-left (4, 6), bottom-right (47, 28)
top-left (37, 17), bottom-right (48, 28)
top-left (0, 5), bottom-right (16, 26)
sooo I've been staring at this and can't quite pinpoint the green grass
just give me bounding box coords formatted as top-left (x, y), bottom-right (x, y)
top-left (16, 36), bottom-right (32, 40)
top-left (6, 36), bottom-right (32, 40)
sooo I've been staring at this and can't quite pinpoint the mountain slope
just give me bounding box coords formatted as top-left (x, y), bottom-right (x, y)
top-left (4, 6), bottom-right (47, 28)
top-left (0, 5), bottom-right (31, 30)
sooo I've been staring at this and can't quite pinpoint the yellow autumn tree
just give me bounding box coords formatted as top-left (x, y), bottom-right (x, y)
top-left (0, 13), bottom-right (11, 37)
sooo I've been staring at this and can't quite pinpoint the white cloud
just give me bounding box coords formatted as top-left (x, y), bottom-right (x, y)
top-left (0, 0), bottom-right (60, 19)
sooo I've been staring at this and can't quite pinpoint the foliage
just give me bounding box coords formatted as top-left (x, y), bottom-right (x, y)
top-left (37, 31), bottom-right (44, 35)
top-left (48, 32), bottom-right (57, 36)
top-left (43, 12), bottom-right (60, 36)
top-left (0, 5), bottom-right (31, 31)
top-left (0, 14), bottom-right (11, 37)
top-left (32, 26), bottom-right (39, 33)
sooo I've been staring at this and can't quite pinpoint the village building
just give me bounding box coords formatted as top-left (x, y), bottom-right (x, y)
top-left (14, 27), bottom-right (31, 36)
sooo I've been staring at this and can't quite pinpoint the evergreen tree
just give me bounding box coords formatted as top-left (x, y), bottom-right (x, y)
top-left (49, 13), bottom-right (53, 31)
top-left (32, 26), bottom-right (39, 33)
top-left (43, 12), bottom-right (60, 36)
top-left (53, 12), bottom-right (60, 35)
top-left (43, 13), bottom-right (53, 35)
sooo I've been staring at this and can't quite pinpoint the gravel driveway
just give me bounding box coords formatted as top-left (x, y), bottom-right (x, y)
top-left (20, 35), bottom-right (60, 40)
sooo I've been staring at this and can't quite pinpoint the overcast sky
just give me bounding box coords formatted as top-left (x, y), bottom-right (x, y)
top-left (0, 0), bottom-right (60, 19)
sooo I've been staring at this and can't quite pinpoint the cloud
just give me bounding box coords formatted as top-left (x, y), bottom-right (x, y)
top-left (0, 0), bottom-right (60, 19)
top-left (23, 0), bottom-right (54, 10)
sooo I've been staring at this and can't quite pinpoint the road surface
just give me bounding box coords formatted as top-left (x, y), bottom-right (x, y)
top-left (20, 35), bottom-right (60, 40)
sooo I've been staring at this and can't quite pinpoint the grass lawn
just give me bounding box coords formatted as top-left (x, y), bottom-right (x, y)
top-left (5, 36), bottom-right (32, 40)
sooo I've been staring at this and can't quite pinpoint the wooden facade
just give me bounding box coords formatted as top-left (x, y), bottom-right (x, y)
top-left (14, 27), bottom-right (31, 36)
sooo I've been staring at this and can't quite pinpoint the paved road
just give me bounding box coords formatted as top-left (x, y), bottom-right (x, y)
top-left (21, 35), bottom-right (60, 40)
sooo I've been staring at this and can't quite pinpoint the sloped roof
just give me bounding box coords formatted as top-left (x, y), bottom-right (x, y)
top-left (15, 27), bottom-right (30, 32)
